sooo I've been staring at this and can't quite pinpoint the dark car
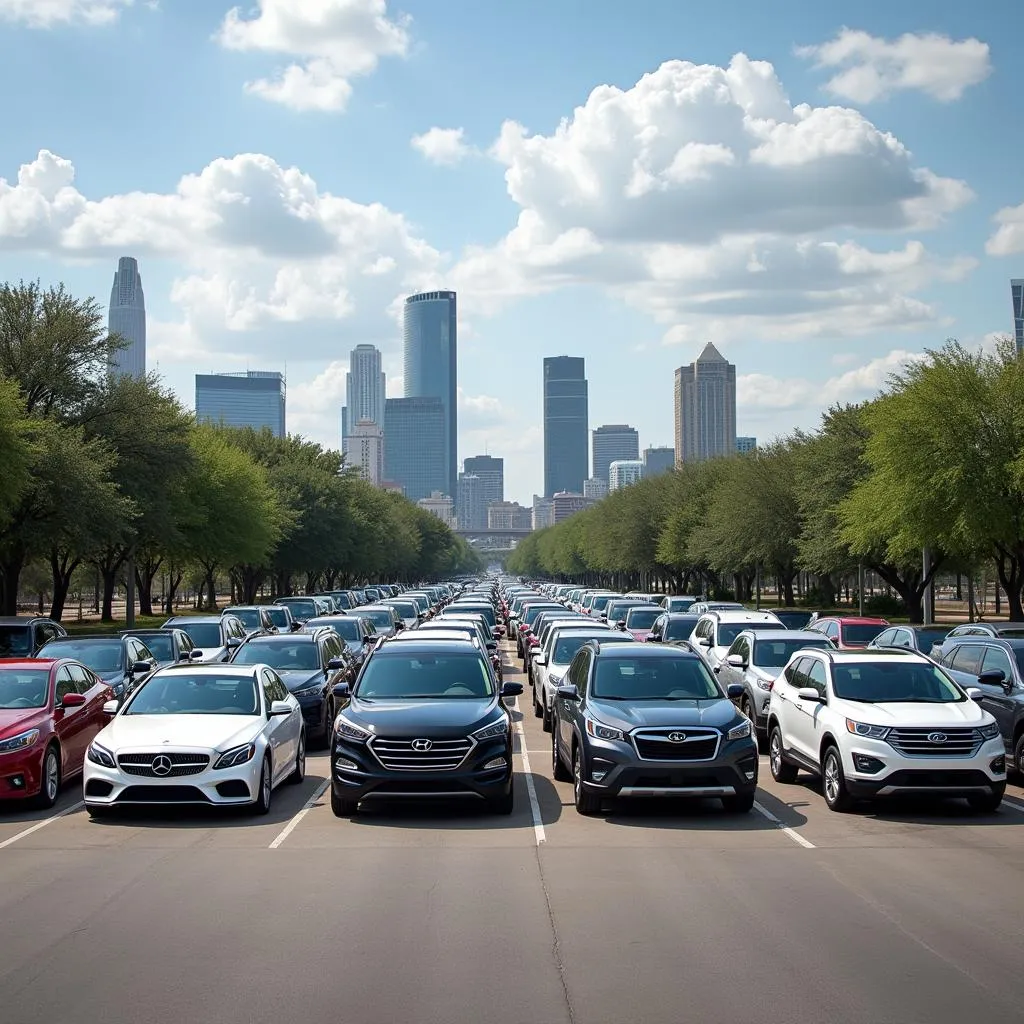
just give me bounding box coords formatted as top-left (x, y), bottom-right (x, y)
top-left (328, 639), bottom-right (523, 817)
top-left (259, 604), bottom-right (299, 633)
top-left (551, 640), bottom-right (758, 815)
top-left (303, 615), bottom-right (377, 672)
top-left (230, 628), bottom-right (352, 746)
top-left (869, 624), bottom-right (952, 656)
top-left (931, 621), bottom-right (1024, 662)
top-left (36, 635), bottom-right (158, 699)
top-left (274, 597), bottom-right (321, 624)
top-left (770, 609), bottom-right (815, 631)
top-left (161, 614), bottom-right (248, 662)
top-left (354, 604), bottom-right (403, 638)
top-left (118, 627), bottom-right (202, 669)
top-left (0, 616), bottom-right (67, 658)
top-left (645, 613), bottom-right (701, 646)
top-left (222, 606), bottom-right (279, 636)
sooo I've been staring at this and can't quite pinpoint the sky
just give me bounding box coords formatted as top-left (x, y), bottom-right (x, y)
top-left (1, 0), bottom-right (1022, 507)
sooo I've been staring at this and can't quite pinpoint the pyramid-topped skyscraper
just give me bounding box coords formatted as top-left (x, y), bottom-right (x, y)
top-left (673, 343), bottom-right (737, 463)
top-left (108, 257), bottom-right (146, 379)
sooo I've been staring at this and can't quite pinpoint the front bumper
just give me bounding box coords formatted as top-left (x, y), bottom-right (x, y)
top-left (0, 744), bottom-right (47, 799)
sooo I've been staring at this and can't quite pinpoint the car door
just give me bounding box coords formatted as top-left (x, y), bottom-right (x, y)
top-left (792, 658), bottom-right (828, 762)
top-left (557, 650), bottom-right (588, 753)
top-left (976, 645), bottom-right (1019, 747)
top-left (67, 664), bottom-right (108, 770)
top-left (53, 665), bottom-right (93, 774)
top-left (774, 656), bottom-right (808, 753)
top-left (260, 670), bottom-right (293, 782)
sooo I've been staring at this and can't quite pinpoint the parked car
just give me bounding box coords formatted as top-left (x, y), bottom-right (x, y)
top-left (645, 613), bottom-right (701, 646)
top-left (807, 616), bottom-right (889, 650)
top-left (273, 597), bottom-right (321, 624)
top-left (37, 635), bottom-right (158, 700)
top-left (383, 599), bottom-right (422, 631)
top-left (771, 609), bottom-right (815, 631)
top-left (161, 615), bottom-right (248, 662)
top-left (0, 616), bottom-right (67, 657)
top-left (222, 605), bottom-right (279, 636)
top-left (689, 610), bottom-right (786, 670)
top-left (551, 640), bottom-right (758, 814)
top-left (0, 658), bottom-right (115, 807)
top-left (930, 621), bottom-right (1024, 662)
top-left (416, 620), bottom-right (503, 680)
top-left (354, 604), bottom-right (404, 638)
top-left (259, 604), bottom-right (299, 633)
top-left (119, 627), bottom-right (202, 670)
top-left (657, 595), bottom-right (697, 613)
top-left (303, 615), bottom-right (377, 671)
top-left (621, 605), bottom-right (663, 643)
top-left (869, 624), bottom-right (952, 656)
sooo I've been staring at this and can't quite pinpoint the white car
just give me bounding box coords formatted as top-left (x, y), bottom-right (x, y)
top-left (767, 649), bottom-right (1006, 812)
top-left (689, 610), bottom-right (785, 671)
top-left (83, 663), bottom-right (306, 815)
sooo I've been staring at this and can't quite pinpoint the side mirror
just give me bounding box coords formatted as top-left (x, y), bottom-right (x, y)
top-left (726, 683), bottom-right (744, 700)
top-left (965, 687), bottom-right (984, 702)
top-left (726, 653), bottom-right (746, 668)
top-left (977, 669), bottom-right (1006, 687)
top-left (501, 682), bottom-right (524, 697)
top-left (102, 698), bottom-right (120, 716)
top-left (696, 636), bottom-right (710, 647)
top-left (332, 682), bottom-right (351, 699)
top-left (394, 622), bottom-right (404, 631)
top-left (189, 649), bottom-right (205, 661)
top-left (362, 635), bottom-right (373, 645)
top-left (269, 700), bottom-right (293, 717)
top-left (60, 692), bottom-right (87, 709)
top-left (226, 637), bottom-right (242, 649)
top-left (615, 620), bottom-right (627, 630)
top-left (290, 622), bottom-right (302, 632)
top-left (556, 684), bottom-right (580, 702)
top-left (486, 641), bottom-right (497, 651)
top-left (797, 687), bottom-right (825, 703)
top-left (132, 660), bottom-right (154, 675)
top-left (646, 635), bottom-right (660, 643)
top-left (534, 653), bottom-right (547, 666)
top-left (177, 651), bottom-right (191, 662)
top-left (327, 657), bottom-right (344, 671)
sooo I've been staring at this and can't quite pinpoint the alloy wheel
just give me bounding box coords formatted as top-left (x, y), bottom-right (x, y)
top-left (823, 752), bottom-right (840, 803)
top-left (45, 750), bottom-right (59, 802)
top-left (769, 732), bottom-right (781, 775)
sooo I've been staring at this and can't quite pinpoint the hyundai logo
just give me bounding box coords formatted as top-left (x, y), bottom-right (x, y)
top-left (927, 732), bottom-right (948, 745)
top-left (411, 738), bottom-right (433, 752)
top-left (667, 731), bottom-right (688, 743)
top-left (151, 754), bottom-right (173, 776)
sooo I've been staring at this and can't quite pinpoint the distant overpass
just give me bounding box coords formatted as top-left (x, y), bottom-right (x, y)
top-left (454, 528), bottom-right (533, 539)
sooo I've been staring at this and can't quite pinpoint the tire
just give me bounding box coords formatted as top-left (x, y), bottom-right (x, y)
top-left (253, 755), bottom-right (272, 815)
top-left (821, 745), bottom-right (852, 812)
top-left (34, 745), bottom-right (61, 810)
top-left (572, 745), bottom-right (603, 816)
top-left (1014, 733), bottom-right (1024, 777)
top-left (741, 696), bottom-right (766, 752)
top-left (541, 701), bottom-right (553, 733)
top-left (967, 785), bottom-right (1005, 813)
top-left (533, 684), bottom-right (543, 718)
top-left (320, 700), bottom-right (335, 749)
top-left (331, 786), bottom-right (359, 817)
top-left (552, 731), bottom-right (571, 782)
top-left (769, 726), bottom-right (798, 784)
top-left (488, 785), bottom-right (514, 816)
top-left (721, 791), bottom-right (756, 813)
top-left (287, 732), bottom-right (305, 785)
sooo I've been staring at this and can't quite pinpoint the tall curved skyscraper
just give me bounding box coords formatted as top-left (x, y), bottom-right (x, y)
top-left (403, 291), bottom-right (457, 497)
top-left (108, 257), bottom-right (146, 378)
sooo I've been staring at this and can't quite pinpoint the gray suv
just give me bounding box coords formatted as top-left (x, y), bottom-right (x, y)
top-left (551, 640), bottom-right (758, 815)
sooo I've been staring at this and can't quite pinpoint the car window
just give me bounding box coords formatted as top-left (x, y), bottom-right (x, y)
top-left (592, 655), bottom-right (719, 700)
top-left (787, 657), bottom-right (810, 688)
top-left (874, 629), bottom-right (895, 646)
top-left (950, 645), bottom-right (984, 675)
top-left (807, 660), bottom-right (828, 697)
top-left (981, 646), bottom-right (1014, 682)
top-left (55, 666), bottom-right (77, 703)
top-left (67, 664), bottom-right (92, 692)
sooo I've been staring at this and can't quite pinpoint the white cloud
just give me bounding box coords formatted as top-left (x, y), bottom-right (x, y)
top-left (986, 202), bottom-right (1024, 256)
top-left (0, 0), bottom-right (132, 25)
top-left (216, 0), bottom-right (409, 112)
top-left (797, 29), bottom-right (991, 103)
top-left (411, 127), bottom-right (475, 167)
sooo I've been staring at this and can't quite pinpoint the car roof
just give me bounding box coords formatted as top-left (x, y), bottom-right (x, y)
top-left (0, 657), bottom-right (58, 667)
top-left (801, 648), bottom-right (931, 664)
top-left (389, 630), bottom-right (473, 642)
top-left (119, 627), bottom-right (177, 634)
top-left (818, 616), bottom-right (888, 625)
top-left (951, 635), bottom-right (1024, 648)
top-left (157, 663), bottom-right (259, 676)
top-left (591, 640), bottom-right (698, 658)
top-left (166, 615), bottom-right (225, 624)
top-left (224, 605), bottom-right (264, 612)
top-left (41, 634), bottom-right (122, 643)
top-left (741, 629), bottom-right (831, 640)
top-left (371, 639), bottom-right (484, 655)
top-left (245, 631), bottom-right (319, 642)
top-left (706, 610), bottom-right (782, 622)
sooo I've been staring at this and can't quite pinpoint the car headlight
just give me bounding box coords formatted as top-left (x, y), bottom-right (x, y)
top-left (586, 719), bottom-right (627, 742)
top-left (727, 719), bottom-right (752, 741)
top-left (846, 719), bottom-right (890, 739)
top-left (0, 728), bottom-right (41, 754)
top-left (472, 718), bottom-right (509, 741)
top-left (335, 714), bottom-right (372, 743)
top-left (292, 683), bottom-right (323, 698)
top-left (978, 722), bottom-right (1001, 741)
top-left (754, 676), bottom-right (775, 691)
top-left (86, 741), bottom-right (115, 768)
top-left (213, 742), bottom-right (256, 770)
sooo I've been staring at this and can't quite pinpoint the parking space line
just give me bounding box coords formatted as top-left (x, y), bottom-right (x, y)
top-left (1001, 795), bottom-right (1024, 815)
top-left (269, 780), bottom-right (329, 849)
top-left (513, 699), bottom-right (546, 845)
top-left (0, 800), bottom-right (84, 851)
top-left (753, 799), bottom-right (816, 849)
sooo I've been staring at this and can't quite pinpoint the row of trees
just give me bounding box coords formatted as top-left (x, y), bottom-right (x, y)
top-left (508, 339), bottom-right (1024, 622)
top-left (0, 281), bottom-right (481, 620)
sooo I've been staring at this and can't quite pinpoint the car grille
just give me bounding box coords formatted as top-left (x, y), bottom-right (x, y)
top-left (633, 729), bottom-right (720, 762)
top-left (369, 737), bottom-right (473, 772)
top-left (886, 728), bottom-right (980, 758)
top-left (117, 752), bottom-right (210, 777)
top-left (116, 785), bottom-right (210, 803)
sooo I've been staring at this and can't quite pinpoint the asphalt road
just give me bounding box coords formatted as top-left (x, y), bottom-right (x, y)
top-left (3, 642), bottom-right (1024, 1024)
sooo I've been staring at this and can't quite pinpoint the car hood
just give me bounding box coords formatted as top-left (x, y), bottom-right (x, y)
top-left (0, 708), bottom-right (49, 739)
top-left (628, 629), bottom-right (652, 642)
top-left (98, 714), bottom-right (262, 752)
top-left (590, 698), bottom-right (737, 731)
top-left (275, 669), bottom-right (324, 692)
top-left (846, 701), bottom-right (986, 727)
top-left (347, 697), bottom-right (496, 737)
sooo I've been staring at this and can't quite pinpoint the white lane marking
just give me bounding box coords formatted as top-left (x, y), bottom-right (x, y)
top-left (0, 800), bottom-right (84, 850)
top-left (1001, 795), bottom-right (1024, 815)
top-left (269, 779), bottom-right (329, 849)
top-left (753, 799), bottom-right (815, 849)
top-left (513, 698), bottom-right (546, 845)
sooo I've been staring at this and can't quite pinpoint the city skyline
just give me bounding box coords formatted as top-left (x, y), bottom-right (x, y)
top-left (674, 343), bottom-right (738, 464)
top-left (543, 356), bottom-right (589, 498)
top-left (107, 257), bottom-right (146, 379)
top-left (592, 424), bottom-right (640, 485)
top-left (195, 370), bottom-right (286, 438)
top-left (341, 344), bottom-right (386, 454)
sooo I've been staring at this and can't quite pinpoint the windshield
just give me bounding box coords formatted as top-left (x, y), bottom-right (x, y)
top-left (232, 641), bottom-right (321, 670)
top-left (452, 604), bottom-right (496, 627)
top-left (841, 624), bottom-right (887, 645)
top-left (277, 599), bottom-right (317, 619)
top-left (355, 652), bottom-right (494, 699)
top-left (0, 668), bottom-right (50, 709)
top-left (666, 597), bottom-right (695, 612)
top-left (553, 634), bottom-right (627, 664)
top-left (754, 638), bottom-right (830, 667)
top-left (625, 608), bottom-right (661, 629)
top-left (321, 619), bottom-right (364, 641)
top-left (908, 629), bottom-right (949, 650)
top-left (664, 617), bottom-right (699, 640)
top-left (773, 610), bottom-right (813, 629)
top-left (718, 622), bottom-right (783, 646)
top-left (41, 640), bottom-right (123, 675)
top-left (590, 595), bottom-right (618, 614)
top-left (264, 607), bottom-right (290, 628)
top-left (832, 662), bottom-right (964, 702)
top-left (389, 602), bottom-right (418, 619)
top-left (0, 625), bottom-right (33, 657)
top-left (175, 622), bottom-right (224, 648)
top-left (592, 657), bottom-right (720, 700)
top-left (131, 634), bottom-right (174, 661)
top-left (227, 609), bottom-right (261, 629)
top-left (360, 608), bottom-right (395, 629)
top-left (126, 674), bottom-right (259, 715)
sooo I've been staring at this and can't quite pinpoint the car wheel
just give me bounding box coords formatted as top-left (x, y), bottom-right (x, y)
top-left (322, 700), bottom-right (335, 749)
top-left (551, 731), bottom-right (571, 782)
top-left (721, 791), bottom-right (755, 813)
top-left (488, 784), bottom-right (514, 815)
top-left (541, 701), bottom-right (553, 733)
top-left (821, 745), bottom-right (852, 812)
top-left (573, 745), bottom-right (602, 816)
top-left (253, 755), bottom-right (272, 815)
top-left (1014, 733), bottom-right (1024, 777)
top-left (331, 787), bottom-right (359, 817)
top-left (533, 684), bottom-right (543, 718)
top-left (34, 745), bottom-right (61, 810)
top-left (967, 784), bottom-right (1005, 813)
top-left (769, 726), bottom-right (798, 783)
top-left (288, 732), bottom-right (305, 784)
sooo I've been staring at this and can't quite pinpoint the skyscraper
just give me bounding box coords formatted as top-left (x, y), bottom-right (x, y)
top-left (341, 344), bottom-right (386, 451)
top-left (736, 436), bottom-right (757, 454)
top-left (462, 455), bottom-right (504, 507)
top-left (108, 256), bottom-right (146, 378)
top-left (404, 291), bottom-right (458, 498)
top-left (543, 356), bottom-right (588, 497)
top-left (643, 446), bottom-right (676, 476)
top-left (592, 424), bottom-right (640, 484)
top-left (349, 419), bottom-right (384, 485)
top-left (583, 477), bottom-right (609, 501)
top-left (383, 397), bottom-right (447, 502)
top-left (674, 344), bottom-right (737, 464)
top-left (609, 460), bottom-right (644, 492)
top-left (195, 371), bottom-right (286, 437)
top-left (457, 473), bottom-right (487, 531)
top-left (1013, 279), bottom-right (1024, 355)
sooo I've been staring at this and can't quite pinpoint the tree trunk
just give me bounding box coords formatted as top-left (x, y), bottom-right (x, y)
top-left (94, 546), bottom-right (127, 623)
top-left (49, 548), bottom-right (81, 622)
top-left (872, 556), bottom-right (944, 624)
top-left (0, 544), bottom-right (27, 615)
top-left (164, 570), bottom-right (184, 617)
top-left (135, 554), bottom-right (163, 617)
top-left (232, 565), bottom-right (266, 604)
top-left (203, 566), bottom-right (218, 611)
top-left (994, 549), bottom-right (1024, 621)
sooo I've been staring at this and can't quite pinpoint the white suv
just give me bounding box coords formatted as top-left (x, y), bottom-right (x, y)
top-left (689, 610), bottom-right (785, 671)
top-left (767, 649), bottom-right (1006, 812)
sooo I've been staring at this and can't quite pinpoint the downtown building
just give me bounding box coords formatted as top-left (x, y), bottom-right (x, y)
top-left (583, 477), bottom-right (608, 501)
top-left (674, 343), bottom-right (737, 463)
top-left (736, 436), bottom-right (757, 454)
top-left (349, 419), bottom-right (384, 485)
top-left (417, 491), bottom-right (455, 528)
top-left (1013, 279), bottom-right (1024, 355)
top-left (108, 257), bottom-right (146, 378)
top-left (532, 495), bottom-right (555, 531)
top-left (487, 501), bottom-right (532, 531)
top-left (543, 356), bottom-right (588, 497)
top-left (643, 446), bottom-right (676, 476)
top-left (383, 397), bottom-right (447, 502)
top-left (457, 473), bottom-right (488, 531)
top-left (341, 344), bottom-right (386, 453)
top-left (551, 491), bottom-right (589, 523)
top-left (609, 460), bottom-right (644, 492)
top-left (195, 371), bottom-right (286, 437)
top-left (462, 455), bottom-right (504, 507)
top-left (592, 424), bottom-right (639, 484)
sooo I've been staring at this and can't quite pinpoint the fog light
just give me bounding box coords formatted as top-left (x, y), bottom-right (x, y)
top-left (334, 757), bottom-right (358, 772)
top-left (591, 770), bottom-right (608, 782)
top-left (483, 757), bottom-right (507, 771)
top-left (9, 775), bottom-right (25, 789)
top-left (852, 753), bottom-right (885, 774)
top-left (991, 756), bottom-right (1006, 774)
top-left (744, 771), bottom-right (755, 781)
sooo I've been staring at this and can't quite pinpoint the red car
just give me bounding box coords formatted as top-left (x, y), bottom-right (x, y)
top-left (0, 658), bottom-right (114, 808)
top-left (809, 616), bottom-right (889, 651)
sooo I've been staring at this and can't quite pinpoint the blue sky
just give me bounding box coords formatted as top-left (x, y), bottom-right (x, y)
top-left (1, 0), bottom-right (1022, 506)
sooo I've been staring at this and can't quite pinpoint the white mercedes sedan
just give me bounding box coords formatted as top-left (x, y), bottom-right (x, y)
top-left (83, 663), bottom-right (305, 816)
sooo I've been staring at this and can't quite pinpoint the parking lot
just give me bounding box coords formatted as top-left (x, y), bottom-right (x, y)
top-left (3, 642), bottom-right (1024, 1023)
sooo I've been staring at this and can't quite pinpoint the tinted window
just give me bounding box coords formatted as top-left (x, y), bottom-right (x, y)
top-left (355, 652), bottom-right (493, 699)
top-left (229, 608), bottom-right (263, 630)
top-left (134, 633), bottom-right (174, 661)
top-left (950, 645), bottom-right (984, 675)
top-left (389, 602), bottom-right (418, 619)
top-left (807, 660), bottom-right (827, 697)
top-left (592, 656), bottom-right (719, 700)
top-left (832, 662), bottom-right (964, 702)
top-left (912, 628), bottom-right (950, 651)
top-left (625, 608), bottom-right (662, 630)
top-left (263, 607), bottom-right (291, 629)
top-left (753, 638), bottom-right (830, 668)
top-left (126, 674), bottom-right (259, 715)
top-left (553, 634), bottom-right (625, 664)
top-left (359, 608), bottom-right (396, 629)
top-left (0, 668), bottom-right (49, 708)
top-left (665, 616), bottom-right (699, 640)
top-left (233, 641), bottom-right (321, 670)
top-left (840, 624), bottom-right (886, 645)
top-left (174, 622), bottom-right (224, 648)
top-left (55, 667), bottom-right (77, 703)
top-left (666, 597), bottom-right (696, 612)
top-left (0, 626), bottom-right (32, 657)
top-left (717, 621), bottom-right (783, 647)
top-left (981, 646), bottom-right (1014, 682)
top-left (41, 640), bottom-right (124, 675)
top-left (278, 599), bottom-right (318, 620)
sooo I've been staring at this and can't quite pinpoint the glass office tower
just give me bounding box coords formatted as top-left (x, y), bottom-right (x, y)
top-left (543, 356), bottom-right (588, 497)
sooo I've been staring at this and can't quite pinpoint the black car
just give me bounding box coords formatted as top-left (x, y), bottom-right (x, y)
top-left (304, 615), bottom-right (377, 671)
top-left (222, 606), bottom-right (279, 636)
top-left (230, 628), bottom-right (352, 746)
top-left (118, 627), bottom-right (201, 669)
top-left (328, 639), bottom-right (523, 817)
top-left (0, 616), bottom-right (67, 657)
top-left (551, 640), bottom-right (758, 815)
top-left (645, 613), bottom-right (701, 646)
top-left (869, 624), bottom-right (952, 656)
top-left (931, 621), bottom-right (1024, 661)
top-left (770, 609), bottom-right (815, 631)
top-left (274, 597), bottom-right (321, 624)
top-left (37, 634), bottom-right (157, 699)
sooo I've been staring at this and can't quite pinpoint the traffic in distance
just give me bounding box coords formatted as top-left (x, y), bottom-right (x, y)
top-left (2, 576), bottom-right (1021, 816)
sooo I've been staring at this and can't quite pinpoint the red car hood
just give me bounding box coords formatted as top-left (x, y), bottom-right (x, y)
top-left (629, 629), bottom-right (652, 642)
top-left (0, 708), bottom-right (49, 739)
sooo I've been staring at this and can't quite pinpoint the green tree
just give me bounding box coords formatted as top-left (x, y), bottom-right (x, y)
top-left (0, 378), bottom-right (31, 532)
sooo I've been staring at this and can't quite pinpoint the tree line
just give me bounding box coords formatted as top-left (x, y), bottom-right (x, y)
top-left (508, 338), bottom-right (1024, 623)
top-left (0, 281), bottom-right (482, 620)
